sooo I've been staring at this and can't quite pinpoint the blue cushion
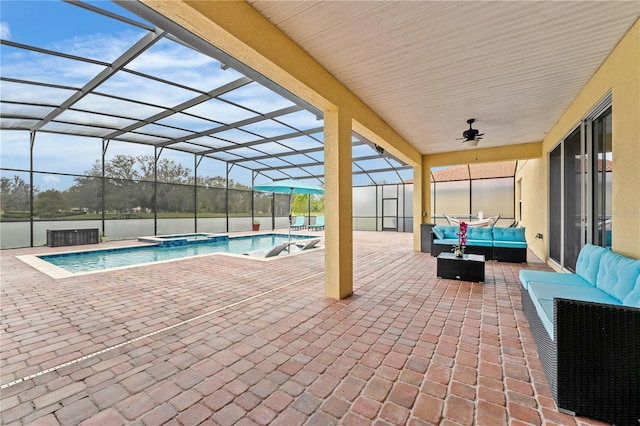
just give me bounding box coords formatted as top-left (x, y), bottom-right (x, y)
top-left (595, 250), bottom-right (640, 302)
top-left (519, 269), bottom-right (590, 290)
top-left (575, 243), bottom-right (608, 285)
top-left (433, 226), bottom-right (445, 240)
top-left (466, 239), bottom-right (493, 247)
top-left (529, 281), bottom-right (622, 306)
top-left (622, 276), bottom-right (640, 307)
top-left (493, 241), bottom-right (527, 248)
top-left (492, 227), bottom-right (526, 242)
top-left (441, 226), bottom-right (460, 239)
top-left (466, 227), bottom-right (493, 241)
top-left (528, 281), bottom-right (623, 340)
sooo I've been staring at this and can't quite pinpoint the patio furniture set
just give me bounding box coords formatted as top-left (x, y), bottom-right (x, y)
top-left (431, 225), bottom-right (527, 263)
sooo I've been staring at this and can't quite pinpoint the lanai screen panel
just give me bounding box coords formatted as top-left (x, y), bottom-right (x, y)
top-left (471, 178), bottom-right (514, 220)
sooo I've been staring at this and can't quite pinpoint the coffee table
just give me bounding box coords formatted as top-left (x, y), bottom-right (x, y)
top-left (437, 252), bottom-right (485, 282)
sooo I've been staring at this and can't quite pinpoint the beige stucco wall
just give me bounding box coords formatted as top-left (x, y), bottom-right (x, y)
top-left (515, 159), bottom-right (549, 263)
top-left (519, 19), bottom-right (640, 260)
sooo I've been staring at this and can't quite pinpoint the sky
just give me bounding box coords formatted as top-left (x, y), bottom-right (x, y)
top-left (0, 0), bottom-right (412, 190)
top-left (0, 1), bottom-right (142, 46)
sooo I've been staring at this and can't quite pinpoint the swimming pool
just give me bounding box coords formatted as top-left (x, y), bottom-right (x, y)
top-left (36, 233), bottom-right (315, 274)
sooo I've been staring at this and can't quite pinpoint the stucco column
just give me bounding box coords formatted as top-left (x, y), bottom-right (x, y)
top-left (423, 156), bottom-right (432, 224)
top-left (324, 107), bottom-right (353, 299)
top-left (412, 162), bottom-right (425, 251)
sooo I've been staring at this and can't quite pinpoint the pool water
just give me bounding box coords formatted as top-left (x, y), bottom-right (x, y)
top-left (39, 234), bottom-right (313, 273)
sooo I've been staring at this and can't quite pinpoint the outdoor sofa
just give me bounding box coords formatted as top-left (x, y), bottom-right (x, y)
top-left (519, 243), bottom-right (640, 425)
top-left (430, 225), bottom-right (527, 263)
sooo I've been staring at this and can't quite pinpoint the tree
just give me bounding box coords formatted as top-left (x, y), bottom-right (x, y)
top-left (311, 195), bottom-right (325, 214)
top-left (291, 194), bottom-right (308, 215)
top-left (137, 155), bottom-right (192, 184)
top-left (106, 155), bottom-right (140, 180)
top-left (0, 175), bottom-right (33, 216)
top-left (291, 194), bottom-right (324, 215)
top-left (34, 189), bottom-right (68, 217)
top-left (68, 176), bottom-right (101, 213)
top-left (197, 175), bottom-right (227, 188)
top-left (66, 153), bottom-right (256, 216)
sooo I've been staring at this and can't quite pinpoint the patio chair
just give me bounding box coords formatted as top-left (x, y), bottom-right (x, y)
top-left (290, 216), bottom-right (306, 230)
top-left (309, 216), bottom-right (325, 231)
top-left (243, 243), bottom-right (289, 258)
top-left (294, 238), bottom-right (320, 250)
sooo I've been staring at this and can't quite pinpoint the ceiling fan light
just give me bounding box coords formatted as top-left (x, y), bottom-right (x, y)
top-left (465, 139), bottom-right (479, 147)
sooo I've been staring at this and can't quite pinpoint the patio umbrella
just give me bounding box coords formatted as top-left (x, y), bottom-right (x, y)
top-left (252, 178), bottom-right (325, 249)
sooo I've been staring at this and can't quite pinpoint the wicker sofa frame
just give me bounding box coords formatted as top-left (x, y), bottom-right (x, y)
top-left (520, 284), bottom-right (640, 425)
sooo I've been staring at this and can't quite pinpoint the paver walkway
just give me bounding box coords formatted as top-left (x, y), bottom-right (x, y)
top-left (1, 231), bottom-right (606, 425)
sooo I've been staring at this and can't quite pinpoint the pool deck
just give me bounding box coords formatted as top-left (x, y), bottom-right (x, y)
top-left (0, 231), bottom-right (607, 425)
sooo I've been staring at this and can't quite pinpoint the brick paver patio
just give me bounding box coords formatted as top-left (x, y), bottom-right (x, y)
top-left (1, 231), bottom-right (606, 425)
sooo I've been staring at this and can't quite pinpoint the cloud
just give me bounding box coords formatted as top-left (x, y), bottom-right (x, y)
top-left (43, 175), bottom-right (61, 184)
top-left (0, 22), bottom-right (10, 39)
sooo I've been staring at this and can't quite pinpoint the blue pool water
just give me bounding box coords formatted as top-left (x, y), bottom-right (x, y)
top-left (39, 234), bottom-right (312, 273)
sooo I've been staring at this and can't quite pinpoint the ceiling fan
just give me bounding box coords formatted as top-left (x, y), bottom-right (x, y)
top-left (457, 118), bottom-right (484, 144)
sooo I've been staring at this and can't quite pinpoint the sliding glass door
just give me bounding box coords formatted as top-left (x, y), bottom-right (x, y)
top-left (549, 145), bottom-right (562, 264)
top-left (548, 103), bottom-right (612, 272)
top-left (563, 128), bottom-right (583, 269)
top-left (591, 108), bottom-right (612, 248)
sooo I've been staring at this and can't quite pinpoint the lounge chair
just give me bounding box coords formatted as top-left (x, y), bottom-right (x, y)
top-left (309, 216), bottom-right (325, 231)
top-left (294, 238), bottom-right (320, 250)
top-left (243, 243), bottom-right (289, 258)
top-left (290, 216), bottom-right (306, 230)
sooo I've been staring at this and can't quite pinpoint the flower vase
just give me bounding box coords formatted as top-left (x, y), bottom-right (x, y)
top-left (454, 248), bottom-right (463, 258)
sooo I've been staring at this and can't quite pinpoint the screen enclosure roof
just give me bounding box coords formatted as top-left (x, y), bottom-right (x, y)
top-left (0, 0), bottom-right (412, 187)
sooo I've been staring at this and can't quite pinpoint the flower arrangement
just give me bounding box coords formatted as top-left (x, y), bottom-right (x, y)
top-left (453, 221), bottom-right (468, 257)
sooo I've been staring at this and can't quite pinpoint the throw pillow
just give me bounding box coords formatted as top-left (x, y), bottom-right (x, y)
top-left (433, 226), bottom-right (445, 240)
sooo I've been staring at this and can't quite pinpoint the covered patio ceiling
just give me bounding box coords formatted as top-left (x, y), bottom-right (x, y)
top-left (0, 1), bottom-right (412, 187)
top-left (248, 1), bottom-right (639, 155)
